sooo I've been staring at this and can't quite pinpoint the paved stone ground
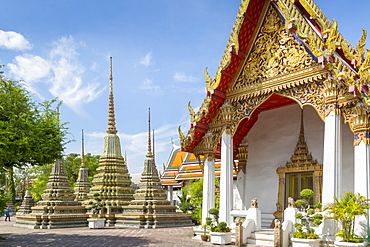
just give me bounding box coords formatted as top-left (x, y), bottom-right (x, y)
top-left (0, 216), bottom-right (238, 247)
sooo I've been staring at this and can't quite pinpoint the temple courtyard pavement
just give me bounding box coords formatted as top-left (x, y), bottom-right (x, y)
top-left (0, 216), bottom-right (238, 247)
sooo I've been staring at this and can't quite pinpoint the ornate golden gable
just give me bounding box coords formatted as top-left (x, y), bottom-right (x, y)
top-left (233, 5), bottom-right (317, 90)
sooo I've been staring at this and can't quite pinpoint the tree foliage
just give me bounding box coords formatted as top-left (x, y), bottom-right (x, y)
top-left (0, 189), bottom-right (8, 214)
top-left (178, 179), bottom-right (203, 224)
top-left (29, 163), bottom-right (52, 202)
top-left (0, 70), bottom-right (68, 169)
top-left (64, 153), bottom-right (100, 188)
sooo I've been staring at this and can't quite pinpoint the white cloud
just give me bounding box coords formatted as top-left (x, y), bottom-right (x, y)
top-left (0, 30), bottom-right (31, 50)
top-left (7, 35), bottom-right (105, 114)
top-left (173, 72), bottom-right (197, 82)
top-left (139, 52), bottom-right (152, 66)
top-left (139, 78), bottom-right (163, 95)
top-left (8, 55), bottom-right (50, 94)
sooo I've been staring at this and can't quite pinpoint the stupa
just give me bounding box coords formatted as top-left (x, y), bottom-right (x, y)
top-left (15, 159), bottom-right (88, 229)
top-left (74, 130), bottom-right (91, 201)
top-left (115, 109), bottom-right (193, 228)
top-left (16, 190), bottom-right (34, 214)
top-left (84, 57), bottom-right (134, 225)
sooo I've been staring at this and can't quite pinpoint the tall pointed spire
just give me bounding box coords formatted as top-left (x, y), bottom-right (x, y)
top-left (147, 108), bottom-right (153, 158)
top-left (152, 128), bottom-right (155, 162)
top-left (74, 129), bottom-right (91, 201)
top-left (107, 56), bottom-right (117, 134)
top-left (81, 129), bottom-right (86, 168)
top-left (116, 109), bottom-right (192, 228)
top-left (86, 57), bottom-right (134, 224)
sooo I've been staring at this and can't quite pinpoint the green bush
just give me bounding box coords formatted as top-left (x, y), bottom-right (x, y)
top-left (208, 208), bottom-right (219, 216)
top-left (313, 202), bottom-right (322, 210)
top-left (300, 189), bottom-right (314, 200)
top-left (211, 221), bottom-right (231, 232)
top-left (295, 200), bottom-right (306, 207)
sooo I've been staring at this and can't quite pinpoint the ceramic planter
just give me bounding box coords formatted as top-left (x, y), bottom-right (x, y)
top-left (210, 232), bottom-right (232, 245)
top-left (291, 237), bottom-right (321, 247)
top-left (88, 218), bottom-right (106, 229)
top-left (334, 241), bottom-right (368, 247)
top-left (201, 235), bottom-right (209, 241)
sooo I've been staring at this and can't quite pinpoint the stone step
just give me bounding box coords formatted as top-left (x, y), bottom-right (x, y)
top-left (247, 228), bottom-right (274, 247)
top-left (251, 232), bottom-right (274, 241)
top-left (247, 237), bottom-right (274, 246)
top-left (261, 213), bottom-right (274, 228)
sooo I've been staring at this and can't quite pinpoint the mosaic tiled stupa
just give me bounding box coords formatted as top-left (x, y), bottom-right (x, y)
top-left (15, 159), bottom-right (87, 229)
top-left (116, 109), bottom-right (193, 228)
top-left (74, 130), bottom-right (91, 201)
top-left (84, 57), bottom-right (134, 224)
top-left (16, 190), bottom-right (34, 215)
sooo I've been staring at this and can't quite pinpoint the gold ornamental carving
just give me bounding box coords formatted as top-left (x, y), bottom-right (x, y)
top-left (237, 145), bottom-right (248, 174)
top-left (220, 103), bottom-right (236, 134)
top-left (233, 5), bottom-right (316, 89)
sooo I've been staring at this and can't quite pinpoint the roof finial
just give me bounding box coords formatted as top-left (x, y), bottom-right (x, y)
top-left (147, 108), bottom-right (153, 158)
top-left (107, 57), bottom-right (117, 134)
top-left (81, 129), bottom-right (85, 168)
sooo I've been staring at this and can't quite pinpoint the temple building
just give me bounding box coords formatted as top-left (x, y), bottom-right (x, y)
top-left (83, 57), bottom-right (134, 225)
top-left (15, 159), bottom-right (87, 229)
top-left (116, 109), bottom-right (193, 228)
top-left (74, 130), bottom-right (91, 202)
top-left (177, 0), bottom-right (370, 240)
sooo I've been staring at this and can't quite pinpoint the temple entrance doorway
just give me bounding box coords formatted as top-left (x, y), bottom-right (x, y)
top-left (285, 172), bottom-right (314, 204)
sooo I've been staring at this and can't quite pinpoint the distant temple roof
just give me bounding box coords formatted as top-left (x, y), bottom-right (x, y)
top-left (160, 144), bottom-right (237, 187)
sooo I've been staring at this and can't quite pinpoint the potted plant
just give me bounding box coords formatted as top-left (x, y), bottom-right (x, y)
top-left (291, 189), bottom-right (323, 247)
top-left (200, 217), bottom-right (212, 241)
top-left (210, 221), bottom-right (232, 245)
top-left (325, 192), bottom-right (370, 246)
top-left (87, 193), bottom-right (106, 229)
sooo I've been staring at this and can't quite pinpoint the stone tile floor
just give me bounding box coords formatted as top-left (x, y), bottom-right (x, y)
top-left (0, 216), bottom-right (238, 247)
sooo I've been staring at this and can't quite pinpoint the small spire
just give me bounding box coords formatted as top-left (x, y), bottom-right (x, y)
top-left (107, 57), bottom-right (117, 134)
top-left (147, 108), bottom-right (153, 158)
top-left (81, 129), bottom-right (85, 168)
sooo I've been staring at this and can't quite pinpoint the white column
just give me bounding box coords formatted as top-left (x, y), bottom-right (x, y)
top-left (354, 141), bottom-right (370, 237)
top-left (322, 111), bottom-right (342, 206)
top-left (168, 186), bottom-right (173, 205)
top-left (201, 154), bottom-right (215, 224)
top-left (234, 172), bottom-right (246, 210)
top-left (219, 130), bottom-right (234, 226)
top-left (354, 141), bottom-right (370, 198)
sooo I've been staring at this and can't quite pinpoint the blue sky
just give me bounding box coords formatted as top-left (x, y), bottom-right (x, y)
top-left (1, 0), bottom-right (369, 175)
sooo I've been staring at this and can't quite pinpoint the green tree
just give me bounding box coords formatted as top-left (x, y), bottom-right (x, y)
top-left (0, 189), bottom-right (8, 214)
top-left (29, 163), bottom-right (52, 202)
top-left (179, 179), bottom-right (203, 224)
top-left (0, 69), bottom-right (68, 203)
top-left (64, 153), bottom-right (100, 188)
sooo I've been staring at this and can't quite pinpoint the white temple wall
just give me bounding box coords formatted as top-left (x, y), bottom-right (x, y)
top-left (243, 104), bottom-right (324, 214)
